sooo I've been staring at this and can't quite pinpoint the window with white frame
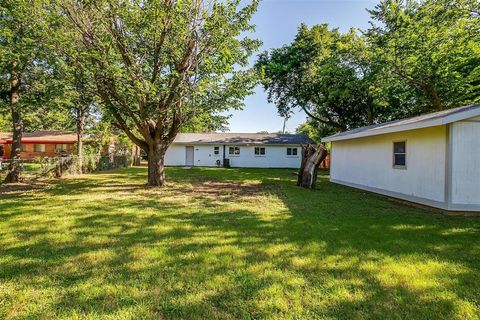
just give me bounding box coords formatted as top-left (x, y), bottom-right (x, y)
top-left (213, 146), bottom-right (220, 156)
top-left (55, 144), bottom-right (68, 153)
top-left (254, 147), bottom-right (266, 156)
top-left (34, 144), bottom-right (45, 152)
top-left (286, 147), bottom-right (298, 156)
top-left (20, 144), bottom-right (27, 152)
top-left (228, 146), bottom-right (240, 155)
top-left (393, 141), bottom-right (406, 168)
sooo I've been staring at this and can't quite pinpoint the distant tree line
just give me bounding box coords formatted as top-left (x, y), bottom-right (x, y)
top-left (256, 0), bottom-right (480, 139)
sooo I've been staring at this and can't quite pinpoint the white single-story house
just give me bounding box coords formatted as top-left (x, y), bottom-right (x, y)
top-left (323, 104), bottom-right (480, 212)
top-left (165, 133), bottom-right (314, 168)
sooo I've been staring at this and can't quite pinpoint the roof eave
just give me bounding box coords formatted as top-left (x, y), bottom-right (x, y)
top-left (172, 142), bottom-right (308, 146)
top-left (322, 107), bottom-right (480, 143)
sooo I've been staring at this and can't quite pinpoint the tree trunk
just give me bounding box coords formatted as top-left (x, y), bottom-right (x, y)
top-left (297, 144), bottom-right (328, 189)
top-left (147, 144), bottom-right (167, 186)
top-left (423, 84), bottom-right (443, 111)
top-left (133, 145), bottom-right (141, 166)
top-left (4, 62), bottom-right (22, 184)
top-left (76, 106), bottom-right (85, 174)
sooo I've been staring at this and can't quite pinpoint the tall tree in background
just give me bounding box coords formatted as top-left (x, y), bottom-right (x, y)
top-left (367, 0), bottom-right (480, 112)
top-left (0, 0), bottom-right (58, 182)
top-left (256, 24), bottom-right (380, 133)
top-left (55, 26), bottom-right (98, 173)
top-left (62, 0), bottom-right (260, 186)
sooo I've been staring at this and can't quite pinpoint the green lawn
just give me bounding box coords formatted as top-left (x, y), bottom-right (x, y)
top-left (1, 167), bottom-right (479, 319)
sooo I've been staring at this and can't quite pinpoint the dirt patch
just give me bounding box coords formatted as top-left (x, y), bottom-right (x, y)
top-left (187, 181), bottom-right (263, 197)
top-left (160, 180), bottom-right (282, 201)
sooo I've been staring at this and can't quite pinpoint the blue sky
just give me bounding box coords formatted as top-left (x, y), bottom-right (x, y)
top-left (225, 0), bottom-right (379, 133)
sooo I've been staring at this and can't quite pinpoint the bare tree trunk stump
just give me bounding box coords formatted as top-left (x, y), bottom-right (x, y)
top-left (297, 144), bottom-right (328, 189)
top-left (54, 157), bottom-right (73, 178)
top-left (4, 161), bottom-right (20, 183)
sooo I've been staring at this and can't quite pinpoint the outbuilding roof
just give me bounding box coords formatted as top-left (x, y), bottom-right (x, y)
top-left (0, 131), bottom-right (77, 144)
top-left (322, 104), bottom-right (480, 142)
top-left (173, 133), bottom-right (315, 145)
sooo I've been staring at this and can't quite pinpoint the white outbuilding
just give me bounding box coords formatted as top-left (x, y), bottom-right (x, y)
top-left (164, 133), bottom-right (314, 168)
top-left (323, 104), bottom-right (480, 212)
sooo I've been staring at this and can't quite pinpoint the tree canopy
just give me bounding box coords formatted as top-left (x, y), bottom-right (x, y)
top-left (0, 0), bottom-right (67, 181)
top-left (367, 0), bottom-right (480, 112)
top-left (257, 0), bottom-right (480, 137)
top-left (256, 24), bottom-right (380, 132)
top-left (61, 0), bottom-right (260, 185)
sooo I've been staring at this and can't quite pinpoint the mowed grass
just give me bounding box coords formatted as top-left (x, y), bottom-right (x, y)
top-left (0, 167), bottom-right (479, 320)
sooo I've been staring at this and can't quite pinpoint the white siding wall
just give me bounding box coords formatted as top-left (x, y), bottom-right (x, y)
top-left (164, 145), bottom-right (186, 166)
top-left (194, 145), bottom-right (223, 167)
top-left (450, 120), bottom-right (480, 205)
top-left (225, 146), bottom-right (301, 168)
top-left (331, 126), bottom-right (447, 202)
top-left (164, 144), bottom-right (302, 168)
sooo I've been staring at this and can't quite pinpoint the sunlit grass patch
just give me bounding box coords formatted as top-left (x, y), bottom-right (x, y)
top-left (0, 167), bottom-right (479, 319)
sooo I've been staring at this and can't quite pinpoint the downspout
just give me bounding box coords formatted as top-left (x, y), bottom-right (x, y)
top-left (223, 145), bottom-right (226, 166)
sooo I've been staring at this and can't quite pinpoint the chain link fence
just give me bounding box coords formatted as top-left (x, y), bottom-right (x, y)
top-left (0, 155), bottom-right (133, 184)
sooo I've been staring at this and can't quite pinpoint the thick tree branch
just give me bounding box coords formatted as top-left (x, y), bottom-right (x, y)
top-left (300, 105), bottom-right (345, 131)
top-left (393, 67), bottom-right (443, 110)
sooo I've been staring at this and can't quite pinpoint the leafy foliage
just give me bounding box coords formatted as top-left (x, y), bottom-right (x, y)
top-left (0, 1), bottom-right (65, 121)
top-left (61, 0), bottom-right (261, 185)
top-left (61, 0), bottom-right (260, 147)
top-left (367, 0), bottom-right (480, 111)
top-left (256, 24), bottom-right (381, 132)
top-left (258, 0), bottom-right (480, 138)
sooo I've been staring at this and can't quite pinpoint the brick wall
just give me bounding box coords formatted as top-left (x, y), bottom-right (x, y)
top-left (1, 143), bottom-right (75, 159)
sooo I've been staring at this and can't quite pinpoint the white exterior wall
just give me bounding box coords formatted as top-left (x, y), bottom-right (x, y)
top-left (194, 145), bottom-right (223, 167)
top-left (164, 144), bottom-right (302, 168)
top-left (225, 145), bottom-right (301, 168)
top-left (164, 145), bottom-right (187, 166)
top-left (330, 126), bottom-right (447, 204)
top-left (450, 119), bottom-right (480, 207)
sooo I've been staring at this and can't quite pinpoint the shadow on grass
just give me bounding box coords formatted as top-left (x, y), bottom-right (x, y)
top-left (0, 167), bottom-right (479, 319)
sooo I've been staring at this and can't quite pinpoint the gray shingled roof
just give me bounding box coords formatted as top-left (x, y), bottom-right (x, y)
top-left (173, 133), bottom-right (315, 145)
top-left (323, 104), bottom-right (480, 142)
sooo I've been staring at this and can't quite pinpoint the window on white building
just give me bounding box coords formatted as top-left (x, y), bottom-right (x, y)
top-left (228, 146), bottom-right (240, 155)
top-left (254, 147), bottom-right (266, 156)
top-left (287, 147), bottom-right (298, 156)
top-left (214, 146), bottom-right (220, 156)
top-left (393, 141), bottom-right (406, 168)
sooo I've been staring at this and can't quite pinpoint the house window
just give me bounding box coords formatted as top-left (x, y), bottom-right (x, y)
top-left (214, 146), bottom-right (220, 156)
top-left (20, 144), bottom-right (27, 152)
top-left (393, 141), bottom-right (406, 168)
top-left (56, 144), bottom-right (68, 153)
top-left (228, 146), bottom-right (240, 155)
top-left (254, 147), bottom-right (266, 156)
top-left (287, 147), bottom-right (298, 156)
top-left (34, 144), bottom-right (45, 152)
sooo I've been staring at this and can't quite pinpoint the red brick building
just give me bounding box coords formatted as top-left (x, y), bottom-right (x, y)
top-left (0, 131), bottom-right (77, 159)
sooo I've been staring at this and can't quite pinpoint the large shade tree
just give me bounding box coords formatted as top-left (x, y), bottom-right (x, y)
top-left (53, 21), bottom-right (98, 174)
top-left (0, 0), bottom-right (60, 182)
top-left (256, 24), bottom-right (381, 133)
top-left (367, 0), bottom-right (480, 111)
top-left (61, 0), bottom-right (260, 186)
